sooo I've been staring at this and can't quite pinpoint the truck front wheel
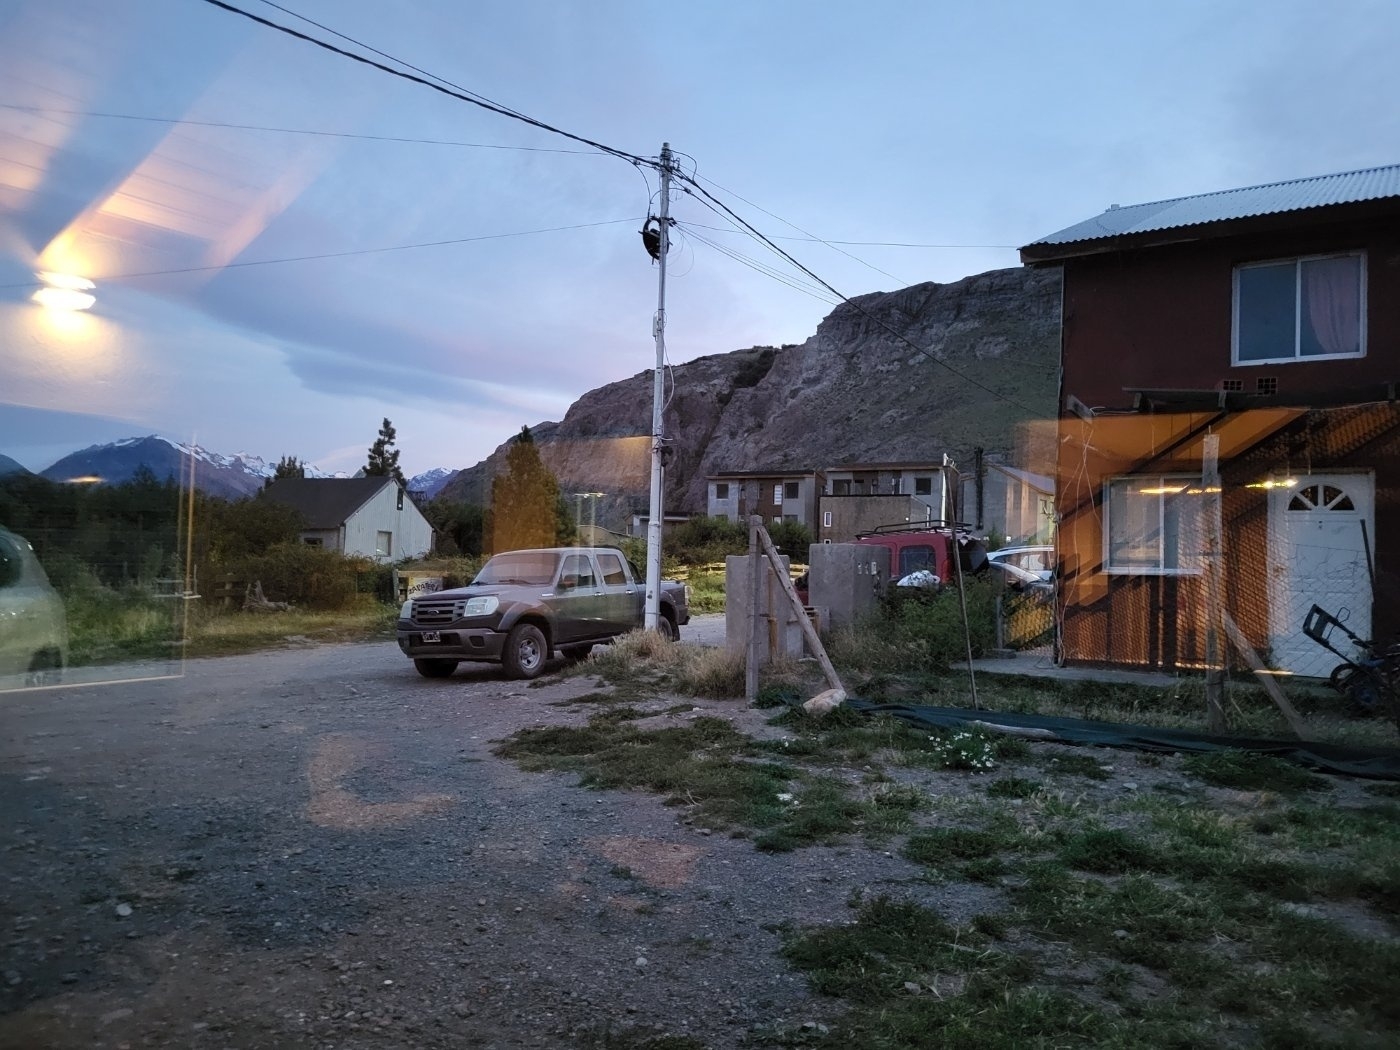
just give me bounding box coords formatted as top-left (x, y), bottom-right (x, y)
top-left (503, 624), bottom-right (548, 679)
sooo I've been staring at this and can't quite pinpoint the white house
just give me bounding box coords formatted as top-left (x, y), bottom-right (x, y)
top-left (263, 477), bottom-right (433, 561)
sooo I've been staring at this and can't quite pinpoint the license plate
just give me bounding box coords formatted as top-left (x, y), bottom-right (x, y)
top-left (421, 631), bottom-right (441, 643)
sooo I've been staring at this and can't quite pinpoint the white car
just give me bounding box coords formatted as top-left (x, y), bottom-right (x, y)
top-left (0, 527), bottom-right (68, 687)
top-left (986, 545), bottom-right (1055, 593)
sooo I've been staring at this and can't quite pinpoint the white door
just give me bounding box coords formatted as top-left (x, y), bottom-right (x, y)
top-left (1268, 473), bottom-right (1374, 676)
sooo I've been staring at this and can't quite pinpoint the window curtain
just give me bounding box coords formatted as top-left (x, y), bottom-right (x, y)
top-left (1304, 256), bottom-right (1360, 356)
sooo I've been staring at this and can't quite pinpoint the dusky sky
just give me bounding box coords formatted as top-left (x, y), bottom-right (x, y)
top-left (2, 0), bottom-right (1396, 476)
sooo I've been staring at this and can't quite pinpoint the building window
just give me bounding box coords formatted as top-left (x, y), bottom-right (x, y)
top-left (1233, 253), bottom-right (1364, 364)
top-left (890, 477), bottom-right (902, 495)
top-left (304, 537), bottom-right (323, 547)
top-left (1104, 477), bottom-right (1200, 575)
top-left (914, 476), bottom-right (933, 496)
top-left (397, 487), bottom-right (404, 511)
top-left (376, 530), bottom-right (393, 558)
top-left (714, 482), bottom-right (729, 500)
top-left (784, 481), bottom-right (800, 500)
top-left (822, 510), bottom-right (832, 528)
top-left (773, 484), bottom-right (783, 504)
top-left (832, 480), bottom-right (850, 496)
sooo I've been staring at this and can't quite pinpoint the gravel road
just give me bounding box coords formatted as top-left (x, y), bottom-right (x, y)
top-left (0, 629), bottom-right (898, 1049)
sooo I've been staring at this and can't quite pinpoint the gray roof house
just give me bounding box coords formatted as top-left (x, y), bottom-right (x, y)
top-left (263, 477), bottom-right (433, 561)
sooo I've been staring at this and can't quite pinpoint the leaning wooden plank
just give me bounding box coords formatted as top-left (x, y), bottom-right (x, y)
top-left (1221, 611), bottom-right (1310, 741)
top-left (754, 524), bottom-right (845, 696)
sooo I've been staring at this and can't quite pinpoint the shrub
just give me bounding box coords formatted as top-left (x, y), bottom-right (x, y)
top-left (222, 543), bottom-right (367, 610)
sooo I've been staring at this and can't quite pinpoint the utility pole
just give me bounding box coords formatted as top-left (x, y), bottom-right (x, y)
top-left (644, 143), bottom-right (674, 631)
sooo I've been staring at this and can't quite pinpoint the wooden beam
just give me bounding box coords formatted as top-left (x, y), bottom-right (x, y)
top-left (754, 523), bottom-right (845, 695)
top-left (1221, 611), bottom-right (1310, 741)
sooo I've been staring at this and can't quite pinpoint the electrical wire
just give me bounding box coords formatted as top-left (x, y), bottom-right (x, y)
top-left (689, 173), bottom-right (908, 284)
top-left (672, 170), bottom-right (1042, 415)
top-left (678, 223), bottom-right (843, 307)
top-left (679, 219), bottom-right (1016, 249)
top-left (0, 218), bottom-right (640, 289)
top-left (0, 103), bottom-right (602, 154)
top-left (200, 0), bottom-right (656, 172)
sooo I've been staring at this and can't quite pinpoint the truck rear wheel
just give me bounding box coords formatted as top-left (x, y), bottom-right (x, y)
top-left (503, 624), bottom-right (548, 679)
top-left (658, 611), bottom-right (678, 642)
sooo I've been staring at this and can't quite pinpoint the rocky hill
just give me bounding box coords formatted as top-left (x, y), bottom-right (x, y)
top-left (438, 265), bottom-right (1061, 523)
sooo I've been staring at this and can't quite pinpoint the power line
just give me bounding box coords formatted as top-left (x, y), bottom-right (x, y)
top-left (678, 224), bottom-right (842, 307)
top-left (0, 218), bottom-right (639, 289)
top-left (0, 103), bottom-right (601, 154)
top-left (199, 0), bottom-right (655, 171)
top-left (672, 171), bottom-right (1041, 416)
top-left (678, 219), bottom-right (1017, 249)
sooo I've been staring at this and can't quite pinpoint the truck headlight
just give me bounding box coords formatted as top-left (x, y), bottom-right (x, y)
top-left (464, 595), bottom-right (499, 616)
top-left (399, 599), bottom-right (414, 619)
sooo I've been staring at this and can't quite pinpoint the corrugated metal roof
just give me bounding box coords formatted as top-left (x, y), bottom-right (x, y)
top-left (1024, 163), bottom-right (1400, 253)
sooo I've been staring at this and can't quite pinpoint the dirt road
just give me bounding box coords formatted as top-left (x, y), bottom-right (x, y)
top-left (0, 638), bottom-right (867, 1049)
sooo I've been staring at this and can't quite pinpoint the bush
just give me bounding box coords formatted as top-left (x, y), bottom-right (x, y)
top-left (664, 516), bottom-right (748, 564)
top-left (828, 576), bottom-right (998, 674)
top-left (223, 543), bottom-right (368, 610)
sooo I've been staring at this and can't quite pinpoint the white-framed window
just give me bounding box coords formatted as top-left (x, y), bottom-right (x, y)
top-left (376, 530), bottom-right (393, 558)
top-left (1104, 476), bottom-right (1200, 575)
top-left (714, 482), bottom-right (729, 500)
top-left (773, 484), bottom-right (783, 503)
top-left (1233, 252), bottom-right (1365, 365)
top-left (822, 510), bottom-right (833, 528)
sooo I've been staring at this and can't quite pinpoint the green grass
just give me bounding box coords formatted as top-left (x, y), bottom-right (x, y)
top-left (1181, 749), bottom-right (1333, 794)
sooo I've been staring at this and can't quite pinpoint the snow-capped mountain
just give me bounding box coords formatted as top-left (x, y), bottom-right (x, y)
top-left (407, 467), bottom-right (456, 499)
top-left (39, 436), bottom-right (343, 499)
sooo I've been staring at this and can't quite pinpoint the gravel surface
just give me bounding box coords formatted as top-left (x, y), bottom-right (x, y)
top-left (0, 632), bottom-right (893, 1049)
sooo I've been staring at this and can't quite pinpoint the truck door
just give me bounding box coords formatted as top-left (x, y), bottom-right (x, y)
top-left (552, 551), bottom-right (605, 643)
top-left (596, 550), bottom-right (640, 635)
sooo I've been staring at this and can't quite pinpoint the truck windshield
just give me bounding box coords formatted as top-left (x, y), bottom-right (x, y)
top-left (473, 551), bottom-right (561, 586)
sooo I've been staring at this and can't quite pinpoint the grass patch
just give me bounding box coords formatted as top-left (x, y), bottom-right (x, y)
top-left (583, 630), bottom-right (745, 699)
top-left (1181, 750), bottom-right (1332, 794)
top-left (987, 776), bottom-right (1043, 799)
top-left (1042, 752), bottom-right (1113, 780)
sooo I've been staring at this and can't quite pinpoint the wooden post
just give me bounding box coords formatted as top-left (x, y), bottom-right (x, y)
top-left (745, 515), bottom-right (762, 700)
top-left (1201, 435), bottom-right (1227, 732)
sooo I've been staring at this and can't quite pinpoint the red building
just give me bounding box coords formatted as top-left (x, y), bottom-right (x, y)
top-left (1021, 165), bottom-right (1399, 674)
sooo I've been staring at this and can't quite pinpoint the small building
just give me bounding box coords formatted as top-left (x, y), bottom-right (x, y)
top-left (263, 477), bottom-right (432, 561)
top-left (706, 470), bottom-right (823, 529)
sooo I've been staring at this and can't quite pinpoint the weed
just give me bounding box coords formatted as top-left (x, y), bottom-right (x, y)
top-left (1059, 827), bottom-right (1159, 874)
top-left (1043, 752), bottom-right (1113, 780)
top-left (1181, 750), bottom-right (1332, 794)
top-left (904, 826), bottom-right (1012, 864)
top-left (987, 776), bottom-right (1043, 799)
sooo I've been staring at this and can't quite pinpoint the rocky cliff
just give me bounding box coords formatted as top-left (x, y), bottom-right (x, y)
top-left (439, 265), bottom-right (1061, 523)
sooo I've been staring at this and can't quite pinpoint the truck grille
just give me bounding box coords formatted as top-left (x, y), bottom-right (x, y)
top-left (411, 598), bottom-right (467, 626)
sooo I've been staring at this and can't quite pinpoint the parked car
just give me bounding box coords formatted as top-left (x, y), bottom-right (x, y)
top-left (986, 544), bottom-right (1055, 594)
top-left (0, 527), bottom-right (68, 687)
top-left (396, 546), bottom-right (690, 680)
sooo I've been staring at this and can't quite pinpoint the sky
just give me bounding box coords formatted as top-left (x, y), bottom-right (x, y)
top-left (1, 0), bottom-right (1397, 478)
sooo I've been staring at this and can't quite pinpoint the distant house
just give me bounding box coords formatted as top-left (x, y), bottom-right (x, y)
top-left (958, 459), bottom-right (1055, 544)
top-left (1021, 162), bottom-right (1400, 675)
top-left (706, 470), bottom-right (823, 529)
top-left (263, 477), bottom-right (433, 561)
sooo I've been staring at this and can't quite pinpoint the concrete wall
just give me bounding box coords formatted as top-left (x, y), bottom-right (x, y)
top-left (807, 543), bottom-right (890, 628)
top-left (724, 553), bottom-right (806, 664)
top-left (817, 495), bottom-right (936, 544)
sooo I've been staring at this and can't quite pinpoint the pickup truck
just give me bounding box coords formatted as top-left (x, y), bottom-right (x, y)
top-left (396, 546), bottom-right (690, 680)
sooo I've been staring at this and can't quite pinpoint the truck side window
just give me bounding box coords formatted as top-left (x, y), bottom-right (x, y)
top-left (560, 553), bottom-right (596, 589)
top-left (597, 552), bottom-right (627, 586)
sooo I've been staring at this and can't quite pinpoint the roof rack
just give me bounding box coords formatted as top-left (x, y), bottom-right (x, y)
top-left (855, 519), bottom-right (976, 539)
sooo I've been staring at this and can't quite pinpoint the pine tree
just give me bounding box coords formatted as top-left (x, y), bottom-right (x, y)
top-left (486, 426), bottom-right (563, 553)
top-left (272, 455), bottom-right (305, 480)
top-left (364, 418), bottom-right (406, 488)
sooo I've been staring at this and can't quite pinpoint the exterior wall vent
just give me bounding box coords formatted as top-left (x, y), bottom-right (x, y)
top-left (1220, 379), bottom-right (1244, 392)
top-left (1257, 376), bottom-right (1278, 395)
